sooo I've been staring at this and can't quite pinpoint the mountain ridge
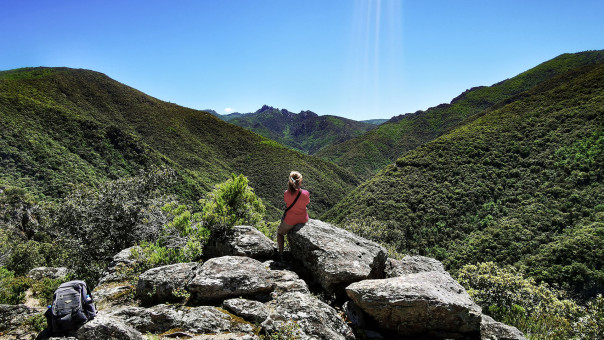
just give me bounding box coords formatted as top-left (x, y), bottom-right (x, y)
top-left (211, 104), bottom-right (378, 154)
top-left (0, 67), bottom-right (359, 217)
top-left (322, 59), bottom-right (604, 300)
top-left (317, 50), bottom-right (604, 179)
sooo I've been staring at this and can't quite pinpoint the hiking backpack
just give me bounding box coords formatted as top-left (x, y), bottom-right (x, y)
top-left (44, 280), bottom-right (97, 334)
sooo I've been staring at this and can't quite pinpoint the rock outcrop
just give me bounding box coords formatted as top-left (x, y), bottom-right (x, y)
top-left (346, 271), bottom-right (483, 338)
top-left (288, 219), bottom-right (387, 295)
top-left (14, 220), bottom-right (526, 340)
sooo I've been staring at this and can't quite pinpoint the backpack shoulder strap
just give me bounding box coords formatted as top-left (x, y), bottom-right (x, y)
top-left (284, 190), bottom-right (302, 214)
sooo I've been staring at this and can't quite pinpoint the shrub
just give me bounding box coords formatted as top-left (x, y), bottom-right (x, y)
top-left (199, 174), bottom-right (265, 236)
top-left (457, 262), bottom-right (602, 339)
top-left (0, 267), bottom-right (32, 304)
top-left (49, 167), bottom-right (176, 285)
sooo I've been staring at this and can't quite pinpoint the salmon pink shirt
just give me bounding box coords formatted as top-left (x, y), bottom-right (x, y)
top-left (283, 189), bottom-right (310, 226)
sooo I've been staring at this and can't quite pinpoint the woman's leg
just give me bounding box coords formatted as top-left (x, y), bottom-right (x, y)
top-left (277, 221), bottom-right (295, 258)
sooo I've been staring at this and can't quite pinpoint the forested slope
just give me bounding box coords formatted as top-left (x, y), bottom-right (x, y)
top-left (323, 61), bottom-right (604, 299)
top-left (0, 67), bottom-right (359, 217)
top-left (317, 50), bottom-right (604, 180)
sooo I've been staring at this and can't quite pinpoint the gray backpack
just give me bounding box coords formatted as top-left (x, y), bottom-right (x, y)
top-left (45, 280), bottom-right (97, 334)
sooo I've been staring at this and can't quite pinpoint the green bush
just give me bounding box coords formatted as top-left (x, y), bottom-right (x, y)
top-left (0, 267), bottom-right (32, 304)
top-left (49, 168), bottom-right (176, 285)
top-left (458, 262), bottom-right (602, 339)
top-left (200, 173), bottom-right (265, 236)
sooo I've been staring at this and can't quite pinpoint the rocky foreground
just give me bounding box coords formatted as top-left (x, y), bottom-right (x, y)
top-left (1, 219), bottom-right (526, 339)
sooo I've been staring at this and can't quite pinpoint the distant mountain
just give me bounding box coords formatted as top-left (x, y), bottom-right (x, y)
top-left (0, 67), bottom-right (360, 217)
top-left (361, 119), bottom-right (388, 125)
top-left (213, 105), bottom-right (377, 154)
top-left (317, 50), bottom-right (604, 180)
top-left (323, 58), bottom-right (604, 299)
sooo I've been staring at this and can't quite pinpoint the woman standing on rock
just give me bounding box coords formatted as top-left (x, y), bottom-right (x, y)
top-left (277, 171), bottom-right (310, 261)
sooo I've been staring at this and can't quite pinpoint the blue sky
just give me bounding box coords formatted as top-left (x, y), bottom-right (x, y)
top-left (1, 0), bottom-right (603, 120)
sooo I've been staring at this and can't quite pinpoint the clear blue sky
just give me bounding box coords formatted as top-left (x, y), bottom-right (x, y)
top-left (1, 0), bottom-right (603, 120)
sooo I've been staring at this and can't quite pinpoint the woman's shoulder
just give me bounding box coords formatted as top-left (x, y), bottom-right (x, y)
top-left (301, 189), bottom-right (310, 196)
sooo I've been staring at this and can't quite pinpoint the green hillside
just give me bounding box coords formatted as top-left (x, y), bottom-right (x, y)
top-left (216, 105), bottom-right (376, 154)
top-left (317, 50), bottom-right (604, 180)
top-left (322, 61), bottom-right (604, 299)
top-left (0, 67), bottom-right (359, 217)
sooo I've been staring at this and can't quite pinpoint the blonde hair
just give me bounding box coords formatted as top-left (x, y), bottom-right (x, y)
top-left (288, 171), bottom-right (303, 193)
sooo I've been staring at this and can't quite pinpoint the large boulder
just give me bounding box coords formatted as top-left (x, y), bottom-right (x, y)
top-left (481, 315), bottom-right (527, 340)
top-left (205, 225), bottom-right (277, 259)
top-left (288, 219), bottom-right (387, 295)
top-left (108, 304), bottom-right (254, 334)
top-left (76, 315), bottom-right (143, 340)
top-left (187, 256), bottom-right (274, 302)
top-left (261, 292), bottom-right (355, 340)
top-left (385, 255), bottom-right (445, 277)
top-left (346, 271), bottom-right (482, 338)
top-left (136, 262), bottom-right (198, 304)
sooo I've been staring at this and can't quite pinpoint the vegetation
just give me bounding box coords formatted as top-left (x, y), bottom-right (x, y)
top-left (317, 50), bottom-right (604, 179)
top-left (0, 67), bottom-right (359, 218)
top-left (324, 60), bottom-right (604, 300)
top-left (215, 105), bottom-right (376, 155)
top-left (458, 262), bottom-right (603, 339)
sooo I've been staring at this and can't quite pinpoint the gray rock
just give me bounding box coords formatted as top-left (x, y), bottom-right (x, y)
top-left (268, 267), bottom-right (310, 298)
top-left (384, 255), bottom-right (445, 277)
top-left (261, 292), bottom-right (355, 340)
top-left (205, 225), bottom-right (277, 259)
top-left (76, 315), bottom-right (143, 340)
top-left (136, 262), bottom-right (197, 304)
top-left (223, 298), bottom-right (269, 324)
top-left (0, 304), bottom-right (42, 332)
top-left (27, 267), bottom-right (71, 281)
top-left (346, 271), bottom-right (482, 338)
top-left (98, 246), bottom-right (142, 284)
top-left (187, 256), bottom-right (274, 301)
top-left (109, 304), bottom-right (254, 334)
top-left (481, 315), bottom-right (527, 340)
top-left (288, 219), bottom-right (387, 295)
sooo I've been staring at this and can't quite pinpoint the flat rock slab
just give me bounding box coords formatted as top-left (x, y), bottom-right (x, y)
top-left (346, 271), bottom-right (482, 338)
top-left (136, 262), bottom-right (198, 304)
top-left (262, 292), bottom-right (355, 340)
top-left (187, 256), bottom-right (274, 301)
top-left (223, 298), bottom-right (270, 324)
top-left (205, 225), bottom-right (277, 259)
top-left (289, 219), bottom-right (387, 294)
top-left (109, 304), bottom-right (254, 334)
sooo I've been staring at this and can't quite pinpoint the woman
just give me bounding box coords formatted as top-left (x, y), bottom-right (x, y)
top-left (277, 171), bottom-right (310, 260)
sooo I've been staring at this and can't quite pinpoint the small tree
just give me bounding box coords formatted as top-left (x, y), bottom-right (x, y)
top-left (199, 174), bottom-right (265, 236)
